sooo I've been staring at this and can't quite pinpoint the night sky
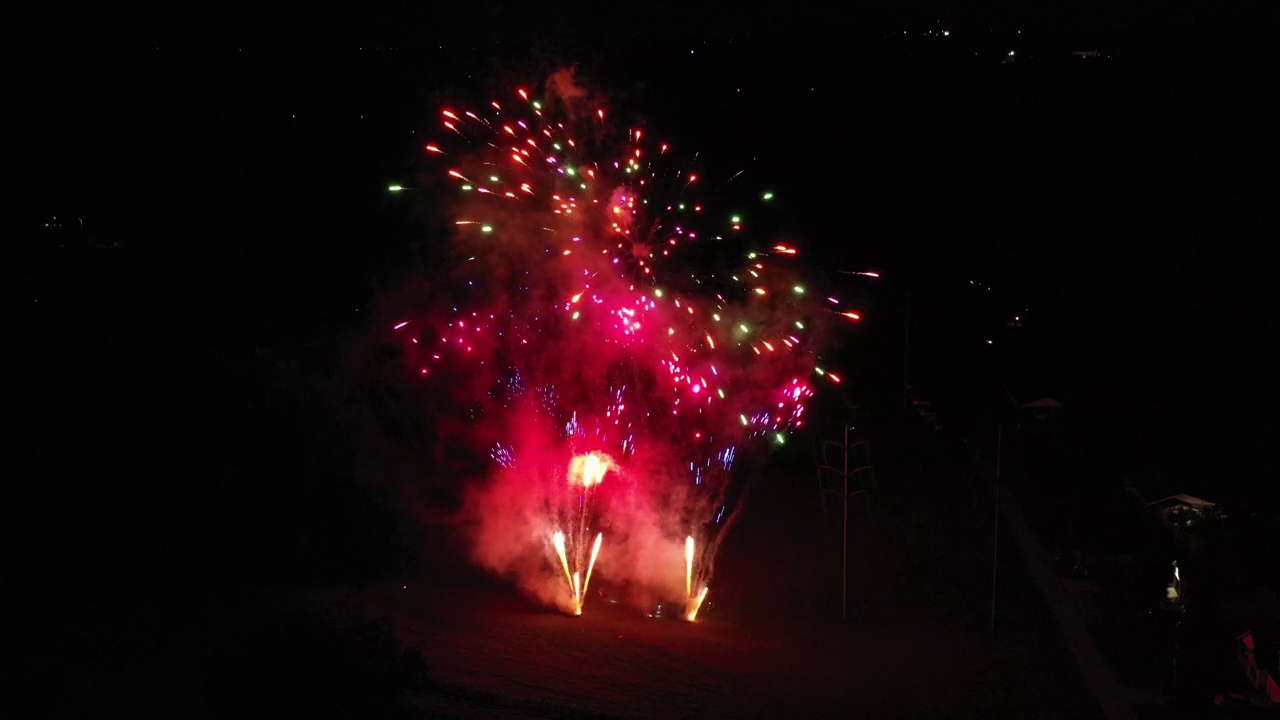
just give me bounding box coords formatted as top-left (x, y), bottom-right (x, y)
top-left (6, 0), bottom-right (1277, 608)
top-left (12, 16), bottom-right (1275, 474)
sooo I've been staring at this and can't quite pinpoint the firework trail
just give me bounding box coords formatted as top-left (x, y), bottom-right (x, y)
top-left (552, 451), bottom-right (611, 614)
top-left (390, 69), bottom-right (857, 614)
top-left (684, 534), bottom-right (711, 621)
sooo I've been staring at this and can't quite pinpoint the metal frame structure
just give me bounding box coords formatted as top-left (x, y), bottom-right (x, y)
top-left (816, 425), bottom-right (874, 621)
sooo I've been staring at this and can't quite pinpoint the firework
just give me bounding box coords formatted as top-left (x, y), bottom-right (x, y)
top-left (582, 531), bottom-right (603, 602)
top-left (570, 452), bottom-right (610, 488)
top-left (394, 74), bottom-right (856, 612)
top-left (686, 586), bottom-right (710, 622)
top-left (552, 452), bottom-right (612, 615)
top-left (683, 534), bottom-right (710, 622)
top-left (685, 535), bottom-right (695, 598)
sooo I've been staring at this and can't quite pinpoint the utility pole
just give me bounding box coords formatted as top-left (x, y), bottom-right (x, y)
top-left (903, 282), bottom-right (911, 411)
top-left (817, 426), bottom-right (872, 621)
top-left (990, 428), bottom-right (1002, 632)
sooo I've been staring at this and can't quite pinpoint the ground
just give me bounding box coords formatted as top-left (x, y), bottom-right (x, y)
top-left (12, 420), bottom-right (1103, 718)
top-left (356, 419), bottom-right (1104, 718)
top-left (364, 582), bottom-right (1015, 718)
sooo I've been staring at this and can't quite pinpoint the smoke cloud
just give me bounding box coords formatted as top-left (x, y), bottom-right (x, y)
top-left (378, 69), bottom-right (841, 614)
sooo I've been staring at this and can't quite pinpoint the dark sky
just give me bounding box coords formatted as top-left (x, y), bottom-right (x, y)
top-left (7, 11), bottom-right (1277, 502)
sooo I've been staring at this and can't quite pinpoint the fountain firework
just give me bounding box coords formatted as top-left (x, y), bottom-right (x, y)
top-left (553, 452), bottom-right (612, 614)
top-left (683, 534), bottom-right (710, 621)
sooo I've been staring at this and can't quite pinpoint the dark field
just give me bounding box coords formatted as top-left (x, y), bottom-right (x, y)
top-left (13, 419), bottom-right (1103, 719)
top-left (349, 424), bottom-right (1102, 718)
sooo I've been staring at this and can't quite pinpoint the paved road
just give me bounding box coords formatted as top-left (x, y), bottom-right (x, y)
top-left (998, 487), bottom-right (1161, 720)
